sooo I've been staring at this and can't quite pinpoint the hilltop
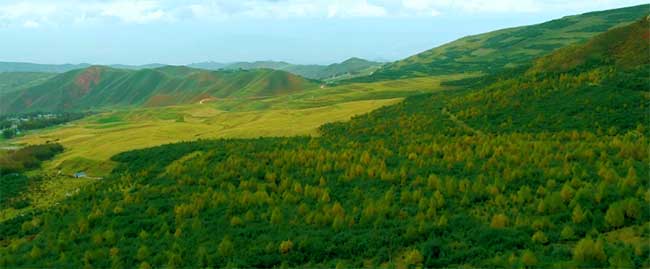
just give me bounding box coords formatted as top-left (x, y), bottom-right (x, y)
top-left (0, 62), bottom-right (167, 73)
top-left (190, 57), bottom-right (383, 80)
top-left (0, 66), bottom-right (319, 114)
top-left (351, 4), bottom-right (649, 81)
top-left (0, 58), bottom-right (382, 82)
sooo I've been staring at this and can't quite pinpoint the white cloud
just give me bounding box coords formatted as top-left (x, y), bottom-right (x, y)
top-left (401, 0), bottom-right (441, 16)
top-left (23, 20), bottom-right (40, 28)
top-left (99, 1), bottom-right (168, 23)
top-left (0, 0), bottom-right (647, 27)
top-left (0, 0), bottom-right (172, 27)
top-left (422, 0), bottom-right (540, 13)
top-left (406, 0), bottom-right (648, 14)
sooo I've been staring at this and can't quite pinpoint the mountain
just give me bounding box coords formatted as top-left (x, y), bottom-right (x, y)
top-left (0, 62), bottom-right (170, 73)
top-left (437, 16), bottom-right (649, 135)
top-left (0, 72), bottom-right (54, 95)
top-left (224, 61), bottom-right (294, 70)
top-left (2, 15), bottom-right (647, 269)
top-left (530, 15), bottom-right (650, 73)
top-left (0, 66), bottom-right (319, 114)
top-left (0, 62), bottom-right (91, 73)
top-left (285, 57), bottom-right (383, 80)
top-left (187, 61), bottom-right (228, 70)
top-left (351, 4), bottom-right (649, 82)
top-left (190, 58), bottom-right (383, 80)
top-left (0, 58), bottom-right (383, 82)
top-left (109, 64), bottom-right (167, 70)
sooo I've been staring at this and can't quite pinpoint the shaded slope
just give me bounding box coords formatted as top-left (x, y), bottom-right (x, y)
top-left (352, 4), bottom-right (649, 82)
top-left (0, 72), bottom-right (55, 95)
top-left (0, 66), bottom-right (318, 114)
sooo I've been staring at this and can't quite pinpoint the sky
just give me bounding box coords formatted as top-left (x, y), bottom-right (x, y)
top-left (0, 0), bottom-right (647, 65)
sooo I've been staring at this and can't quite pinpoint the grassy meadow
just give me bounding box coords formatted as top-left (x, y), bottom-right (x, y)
top-left (17, 98), bottom-right (401, 174)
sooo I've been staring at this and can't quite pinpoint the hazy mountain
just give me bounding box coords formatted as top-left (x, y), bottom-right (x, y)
top-left (189, 58), bottom-right (383, 80)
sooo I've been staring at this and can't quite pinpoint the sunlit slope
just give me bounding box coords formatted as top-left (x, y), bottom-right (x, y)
top-left (0, 66), bottom-right (319, 114)
top-left (443, 17), bottom-right (650, 134)
top-left (353, 4), bottom-right (649, 81)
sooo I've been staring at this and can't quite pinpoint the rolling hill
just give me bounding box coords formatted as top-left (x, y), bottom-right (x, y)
top-left (351, 4), bottom-right (650, 82)
top-left (0, 62), bottom-right (91, 73)
top-left (0, 58), bottom-right (382, 82)
top-left (1, 15), bottom-right (648, 269)
top-left (0, 62), bottom-right (167, 73)
top-left (0, 72), bottom-right (54, 95)
top-left (190, 57), bottom-right (383, 80)
top-left (0, 66), bottom-right (319, 114)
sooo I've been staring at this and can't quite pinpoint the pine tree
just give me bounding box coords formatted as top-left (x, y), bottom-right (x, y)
top-left (605, 203), bottom-right (625, 228)
top-left (572, 204), bottom-right (585, 224)
top-left (490, 214), bottom-right (508, 228)
top-left (218, 236), bottom-right (234, 258)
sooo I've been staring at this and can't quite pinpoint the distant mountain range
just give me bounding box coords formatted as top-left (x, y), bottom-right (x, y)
top-left (0, 57), bottom-right (383, 81)
top-left (0, 66), bottom-right (319, 114)
top-left (189, 57), bottom-right (383, 80)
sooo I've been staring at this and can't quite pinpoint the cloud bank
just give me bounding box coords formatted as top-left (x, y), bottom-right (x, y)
top-left (0, 0), bottom-right (646, 28)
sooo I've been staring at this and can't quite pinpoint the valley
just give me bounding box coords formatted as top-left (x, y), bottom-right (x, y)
top-left (0, 3), bottom-right (648, 269)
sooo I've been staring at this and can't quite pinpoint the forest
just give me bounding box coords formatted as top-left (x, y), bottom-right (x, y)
top-left (0, 15), bottom-right (648, 269)
top-left (0, 112), bottom-right (87, 139)
top-left (0, 143), bottom-right (64, 208)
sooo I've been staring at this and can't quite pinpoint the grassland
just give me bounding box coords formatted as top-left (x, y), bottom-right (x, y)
top-left (17, 98), bottom-right (400, 174)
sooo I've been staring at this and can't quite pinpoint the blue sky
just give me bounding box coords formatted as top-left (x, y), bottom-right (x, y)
top-left (0, 0), bottom-right (647, 65)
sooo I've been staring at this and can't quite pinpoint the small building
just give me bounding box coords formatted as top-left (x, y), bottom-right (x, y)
top-left (74, 172), bottom-right (87, 178)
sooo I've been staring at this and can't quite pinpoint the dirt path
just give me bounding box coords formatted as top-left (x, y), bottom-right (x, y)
top-left (441, 108), bottom-right (483, 135)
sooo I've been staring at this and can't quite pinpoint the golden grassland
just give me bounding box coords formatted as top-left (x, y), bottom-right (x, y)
top-left (18, 98), bottom-right (403, 174)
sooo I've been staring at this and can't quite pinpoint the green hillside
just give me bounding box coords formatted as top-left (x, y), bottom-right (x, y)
top-left (0, 72), bottom-right (54, 95)
top-left (0, 66), bottom-right (319, 114)
top-left (284, 58), bottom-right (384, 80)
top-left (1, 14), bottom-right (648, 269)
top-left (351, 4), bottom-right (649, 82)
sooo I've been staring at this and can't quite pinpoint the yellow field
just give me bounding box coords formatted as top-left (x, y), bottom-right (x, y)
top-left (18, 98), bottom-right (402, 176)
